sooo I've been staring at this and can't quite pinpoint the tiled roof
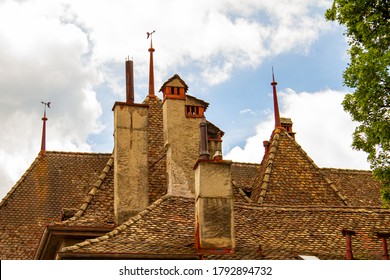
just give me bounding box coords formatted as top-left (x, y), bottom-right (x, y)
top-left (53, 154), bottom-right (115, 228)
top-left (186, 94), bottom-right (210, 110)
top-left (144, 96), bottom-right (168, 203)
top-left (59, 196), bottom-right (198, 259)
top-left (206, 120), bottom-right (225, 137)
top-left (159, 74), bottom-right (189, 93)
top-left (251, 129), bottom-right (348, 206)
top-left (58, 195), bottom-right (390, 260)
top-left (321, 168), bottom-right (382, 207)
top-left (0, 151), bottom-right (111, 259)
top-left (234, 203), bottom-right (390, 260)
top-left (231, 162), bottom-right (260, 191)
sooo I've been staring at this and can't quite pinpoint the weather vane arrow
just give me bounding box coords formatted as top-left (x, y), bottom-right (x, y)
top-left (41, 101), bottom-right (51, 109)
top-left (146, 30), bottom-right (156, 48)
top-left (146, 30), bottom-right (155, 39)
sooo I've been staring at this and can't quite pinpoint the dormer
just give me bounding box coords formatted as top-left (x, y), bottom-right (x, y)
top-left (281, 117), bottom-right (295, 139)
top-left (206, 121), bottom-right (224, 160)
top-left (185, 95), bottom-right (209, 118)
top-left (159, 74), bottom-right (188, 101)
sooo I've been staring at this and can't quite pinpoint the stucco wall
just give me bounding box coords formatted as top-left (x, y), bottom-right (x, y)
top-left (113, 103), bottom-right (149, 224)
top-left (163, 98), bottom-right (201, 197)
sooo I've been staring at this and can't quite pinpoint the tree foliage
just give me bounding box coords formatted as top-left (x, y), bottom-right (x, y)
top-left (325, 0), bottom-right (390, 206)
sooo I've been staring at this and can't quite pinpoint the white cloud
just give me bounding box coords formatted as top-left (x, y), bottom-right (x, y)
top-left (225, 89), bottom-right (370, 170)
top-left (0, 0), bottom-right (341, 199)
top-left (0, 0), bottom-right (103, 199)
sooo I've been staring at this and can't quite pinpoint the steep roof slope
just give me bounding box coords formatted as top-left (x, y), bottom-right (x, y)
top-left (234, 203), bottom-right (390, 260)
top-left (53, 154), bottom-right (115, 229)
top-left (0, 151), bottom-right (111, 259)
top-left (251, 129), bottom-right (348, 206)
top-left (58, 195), bottom-right (390, 260)
top-left (58, 196), bottom-right (198, 259)
top-left (321, 168), bottom-right (382, 207)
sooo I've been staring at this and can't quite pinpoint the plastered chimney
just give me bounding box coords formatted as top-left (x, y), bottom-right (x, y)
top-left (194, 159), bottom-right (235, 253)
top-left (113, 102), bottom-right (149, 225)
top-left (194, 121), bottom-right (235, 253)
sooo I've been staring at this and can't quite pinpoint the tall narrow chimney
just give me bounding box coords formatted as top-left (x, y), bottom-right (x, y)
top-left (199, 118), bottom-right (210, 160)
top-left (377, 233), bottom-right (390, 260)
top-left (125, 58), bottom-right (134, 104)
top-left (342, 229), bottom-right (356, 260)
top-left (271, 68), bottom-right (281, 129)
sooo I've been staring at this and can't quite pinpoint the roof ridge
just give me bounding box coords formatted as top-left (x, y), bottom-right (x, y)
top-left (235, 203), bottom-right (390, 213)
top-left (253, 129), bottom-right (281, 204)
top-left (44, 151), bottom-right (111, 156)
top-left (282, 130), bottom-right (349, 206)
top-left (60, 194), bottom-right (172, 253)
top-left (59, 152), bottom-right (114, 225)
top-left (321, 167), bottom-right (372, 174)
top-left (232, 162), bottom-right (261, 167)
top-left (0, 153), bottom-right (43, 208)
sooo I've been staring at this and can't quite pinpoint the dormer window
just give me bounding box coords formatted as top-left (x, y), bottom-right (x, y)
top-left (170, 87), bottom-right (183, 96)
top-left (160, 75), bottom-right (188, 102)
top-left (185, 105), bottom-right (203, 117)
top-left (281, 117), bottom-right (296, 139)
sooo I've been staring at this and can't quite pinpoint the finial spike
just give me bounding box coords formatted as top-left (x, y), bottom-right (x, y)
top-left (272, 66), bottom-right (276, 83)
top-left (40, 102), bottom-right (51, 154)
top-left (271, 68), bottom-right (281, 128)
top-left (147, 30), bottom-right (156, 97)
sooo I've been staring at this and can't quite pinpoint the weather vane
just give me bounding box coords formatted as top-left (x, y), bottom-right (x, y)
top-left (41, 101), bottom-right (51, 114)
top-left (147, 30), bottom-right (156, 48)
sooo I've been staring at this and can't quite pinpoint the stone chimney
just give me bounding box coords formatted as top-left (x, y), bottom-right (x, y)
top-left (194, 120), bottom-right (235, 253)
top-left (112, 60), bottom-right (149, 225)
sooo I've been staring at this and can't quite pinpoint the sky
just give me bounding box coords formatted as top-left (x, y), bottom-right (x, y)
top-left (0, 0), bottom-right (371, 199)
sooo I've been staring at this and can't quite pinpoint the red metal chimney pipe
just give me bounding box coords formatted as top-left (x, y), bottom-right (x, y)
top-left (342, 229), bottom-right (356, 260)
top-left (377, 233), bottom-right (390, 260)
top-left (263, 140), bottom-right (270, 155)
top-left (126, 58), bottom-right (134, 104)
top-left (381, 237), bottom-right (389, 260)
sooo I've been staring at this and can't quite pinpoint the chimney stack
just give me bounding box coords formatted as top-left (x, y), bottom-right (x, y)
top-left (194, 159), bottom-right (235, 253)
top-left (125, 58), bottom-right (134, 104)
top-left (263, 140), bottom-right (270, 155)
top-left (342, 229), bottom-right (356, 260)
top-left (199, 118), bottom-right (210, 160)
top-left (194, 121), bottom-right (235, 253)
top-left (112, 54), bottom-right (149, 225)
